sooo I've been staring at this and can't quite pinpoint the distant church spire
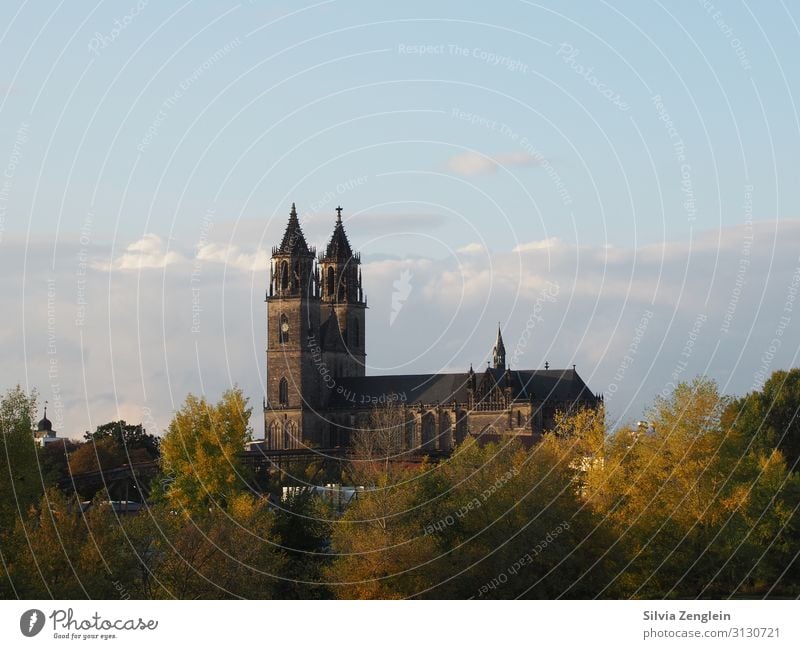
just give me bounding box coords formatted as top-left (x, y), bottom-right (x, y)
top-left (492, 324), bottom-right (506, 371)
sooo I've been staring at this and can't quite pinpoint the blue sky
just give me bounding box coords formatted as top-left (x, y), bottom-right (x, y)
top-left (2, 1), bottom-right (800, 436)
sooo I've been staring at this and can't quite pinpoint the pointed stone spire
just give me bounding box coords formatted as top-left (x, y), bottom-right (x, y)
top-left (276, 202), bottom-right (312, 256)
top-left (323, 205), bottom-right (353, 260)
top-left (492, 324), bottom-right (506, 371)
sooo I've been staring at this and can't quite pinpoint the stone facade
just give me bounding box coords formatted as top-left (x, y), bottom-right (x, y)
top-left (263, 204), bottom-right (601, 451)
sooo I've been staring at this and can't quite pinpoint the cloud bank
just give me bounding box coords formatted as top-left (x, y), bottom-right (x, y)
top-left (3, 218), bottom-right (799, 438)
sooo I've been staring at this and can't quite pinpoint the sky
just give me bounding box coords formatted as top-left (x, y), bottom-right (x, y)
top-left (1, 0), bottom-right (799, 438)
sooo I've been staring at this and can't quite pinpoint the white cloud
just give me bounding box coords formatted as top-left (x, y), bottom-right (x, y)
top-left (446, 151), bottom-right (546, 176)
top-left (95, 234), bottom-right (185, 271)
top-left (196, 242), bottom-right (266, 272)
top-left (512, 237), bottom-right (562, 252)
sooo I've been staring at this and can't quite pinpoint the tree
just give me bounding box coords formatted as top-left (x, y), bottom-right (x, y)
top-left (729, 369), bottom-right (800, 471)
top-left (349, 400), bottom-right (411, 484)
top-left (326, 403), bottom-right (439, 598)
top-left (123, 495), bottom-right (285, 599)
top-left (0, 386), bottom-right (43, 533)
top-left (38, 438), bottom-right (80, 488)
top-left (159, 387), bottom-right (253, 517)
top-left (419, 418), bottom-right (618, 599)
top-left (586, 377), bottom-right (799, 597)
top-left (85, 420), bottom-right (160, 460)
top-left (68, 437), bottom-right (127, 474)
top-left (2, 488), bottom-right (137, 598)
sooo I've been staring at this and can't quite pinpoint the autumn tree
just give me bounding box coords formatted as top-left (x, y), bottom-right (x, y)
top-left (419, 409), bottom-right (618, 599)
top-left (326, 402), bottom-right (439, 598)
top-left (2, 488), bottom-right (137, 598)
top-left (123, 494), bottom-right (285, 599)
top-left (585, 377), bottom-right (800, 597)
top-left (159, 387), bottom-right (253, 516)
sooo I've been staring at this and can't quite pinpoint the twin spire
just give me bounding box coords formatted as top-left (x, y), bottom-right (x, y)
top-left (272, 203), bottom-right (363, 303)
top-left (275, 202), bottom-right (354, 261)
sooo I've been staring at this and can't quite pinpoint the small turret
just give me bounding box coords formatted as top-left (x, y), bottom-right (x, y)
top-left (492, 324), bottom-right (506, 371)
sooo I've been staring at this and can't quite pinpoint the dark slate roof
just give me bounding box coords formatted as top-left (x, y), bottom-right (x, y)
top-left (328, 368), bottom-right (597, 408)
top-left (322, 213), bottom-right (353, 260)
top-left (276, 203), bottom-right (313, 256)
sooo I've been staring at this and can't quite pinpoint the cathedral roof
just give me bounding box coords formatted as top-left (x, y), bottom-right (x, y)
top-left (322, 207), bottom-right (353, 261)
top-left (275, 203), bottom-right (313, 256)
top-left (328, 367), bottom-right (597, 408)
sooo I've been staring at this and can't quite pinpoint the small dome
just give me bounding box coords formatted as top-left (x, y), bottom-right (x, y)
top-left (37, 405), bottom-right (53, 433)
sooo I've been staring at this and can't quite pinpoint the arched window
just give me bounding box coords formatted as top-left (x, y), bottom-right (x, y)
top-left (517, 411), bottom-right (522, 427)
top-left (285, 421), bottom-right (298, 449)
top-left (279, 378), bottom-right (288, 406)
top-left (279, 314), bottom-right (289, 343)
top-left (280, 261), bottom-right (288, 290)
top-left (352, 319), bottom-right (359, 346)
top-left (269, 420), bottom-right (282, 450)
top-left (327, 267), bottom-right (335, 298)
top-left (421, 412), bottom-right (436, 451)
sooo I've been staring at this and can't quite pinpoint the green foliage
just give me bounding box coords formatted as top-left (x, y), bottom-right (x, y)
top-left (729, 368), bottom-right (800, 471)
top-left (1, 488), bottom-right (138, 598)
top-left (123, 495), bottom-right (285, 599)
top-left (159, 387), bottom-right (253, 517)
top-left (3, 373), bottom-right (800, 599)
top-left (587, 377), bottom-right (799, 597)
top-left (0, 386), bottom-right (44, 534)
top-left (272, 489), bottom-right (333, 599)
top-left (85, 420), bottom-right (160, 460)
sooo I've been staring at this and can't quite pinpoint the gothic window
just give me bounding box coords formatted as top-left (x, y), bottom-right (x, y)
top-left (421, 412), bottom-right (436, 450)
top-left (327, 267), bottom-right (335, 298)
top-left (352, 318), bottom-right (359, 346)
top-left (439, 412), bottom-right (452, 452)
top-left (285, 420), bottom-right (298, 449)
top-left (279, 314), bottom-right (289, 343)
top-left (405, 419), bottom-right (416, 450)
top-left (517, 411), bottom-right (522, 427)
top-left (269, 420), bottom-right (282, 450)
top-left (280, 260), bottom-right (289, 290)
top-left (279, 378), bottom-right (288, 406)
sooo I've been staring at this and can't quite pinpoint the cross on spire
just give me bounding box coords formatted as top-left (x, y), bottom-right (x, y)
top-left (335, 205), bottom-right (343, 221)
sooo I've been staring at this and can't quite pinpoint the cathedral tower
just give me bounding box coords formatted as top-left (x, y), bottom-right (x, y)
top-left (264, 203), bottom-right (322, 448)
top-left (318, 206), bottom-right (366, 377)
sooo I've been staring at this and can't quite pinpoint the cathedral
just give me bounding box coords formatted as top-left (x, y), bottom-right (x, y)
top-left (262, 204), bottom-right (600, 452)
